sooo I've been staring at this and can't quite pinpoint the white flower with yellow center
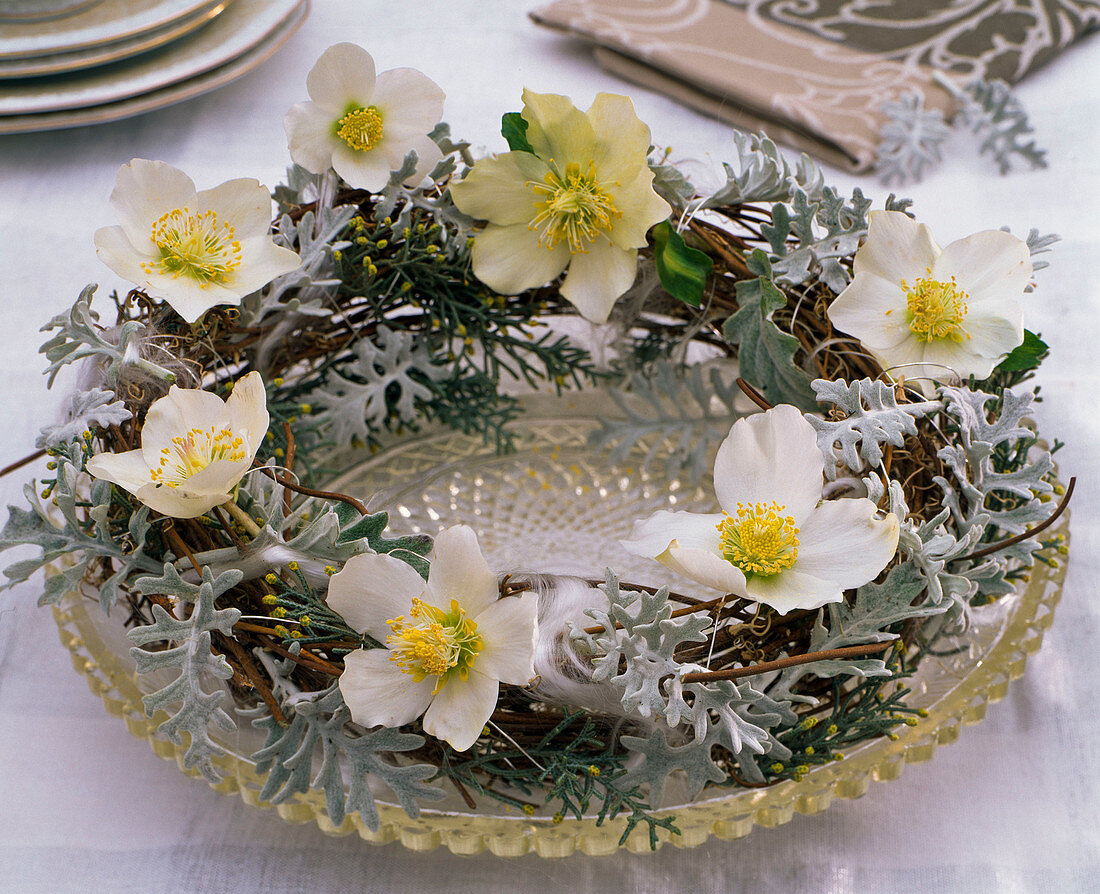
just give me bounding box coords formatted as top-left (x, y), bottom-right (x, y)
top-left (94, 160), bottom-right (301, 325)
top-left (449, 89), bottom-right (672, 324)
top-left (827, 210), bottom-right (1031, 394)
top-left (85, 372), bottom-right (269, 519)
top-left (328, 526), bottom-right (538, 752)
top-left (621, 405), bottom-right (899, 614)
top-left (284, 43), bottom-right (445, 192)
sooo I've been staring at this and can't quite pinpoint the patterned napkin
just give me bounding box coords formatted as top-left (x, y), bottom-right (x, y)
top-left (531, 0), bottom-right (1099, 172)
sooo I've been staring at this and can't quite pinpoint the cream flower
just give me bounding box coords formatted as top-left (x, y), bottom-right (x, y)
top-left (449, 89), bottom-right (672, 324)
top-left (827, 210), bottom-right (1031, 393)
top-left (284, 43), bottom-right (445, 192)
top-left (328, 526), bottom-right (538, 752)
top-left (94, 160), bottom-right (300, 325)
top-left (621, 405), bottom-right (899, 614)
top-left (85, 372), bottom-right (269, 519)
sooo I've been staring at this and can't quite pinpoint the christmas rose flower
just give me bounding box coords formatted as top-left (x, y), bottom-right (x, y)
top-left (85, 372), bottom-right (269, 519)
top-left (827, 210), bottom-right (1031, 394)
top-left (284, 43), bottom-right (445, 192)
top-left (621, 405), bottom-right (899, 615)
top-left (94, 160), bottom-right (300, 325)
top-left (328, 525), bottom-right (538, 752)
top-left (449, 89), bottom-right (671, 324)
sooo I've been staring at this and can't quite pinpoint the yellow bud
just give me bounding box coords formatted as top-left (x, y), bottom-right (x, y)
top-left (288, 561), bottom-right (299, 571)
top-left (522, 804), bottom-right (535, 816)
top-left (262, 594), bottom-right (278, 605)
top-left (265, 573), bottom-right (279, 585)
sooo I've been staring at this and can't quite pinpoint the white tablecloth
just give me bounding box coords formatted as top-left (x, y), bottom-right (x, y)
top-left (1, 4), bottom-right (1097, 891)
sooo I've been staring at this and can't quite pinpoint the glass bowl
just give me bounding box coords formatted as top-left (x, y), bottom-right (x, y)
top-left (51, 389), bottom-right (1069, 857)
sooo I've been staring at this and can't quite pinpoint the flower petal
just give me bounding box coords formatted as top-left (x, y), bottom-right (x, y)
top-left (470, 223), bottom-right (570, 295)
top-left (331, 142), bottom-right (394, 192)
top-left (963, 300), bottom-right (1024, 361)
top-left (375, 133), bottom-right (444, 185)
top-left (426, 525), bottom-right (497, 617)
top-left (223, 371), bottom-right (269, 451)
top-left (422, 669), bottom-right (498, 751)
top-left (141, 275), bottom-right (243, 324)
top-left (110, 159), bottom-right (197, 248)
top-left (560, 239), bottom-right (637, 323)
top-left (173, 456), bottom-right (250, 499)
top-left (796, 499), bottom-right (899, 589)
top-left (85, 448), bottom-right (153, 494)
top-left (935, 229), bottom-right (1032, 304)
top-left (94, 225), bottom-right (154, 284)
top-left (340, 648), bottom-right (435, 728)
top-left (139, 385), bottom-right (231, 465)
top-left (713, 405), bottom-right (823, 524)
top-left (588, 93), bottom-right (653, 183)
top-left (854, 210), bottom-right (939, 284)
top-left (745, 568), bottom-right (843, 614)
top-left (229, 236), bottom-right (301, 297)
top-left (664, 545), bottom-right (748, 595)
top-left (449, 152), bottom-right (548, 225)
top-left (306, 42), bottom-right (375, 113)
top-left (326, 552), bottom-right (427, 637)
top-left (827, 272), bottom-right (911, 350)
top-left (621, 509), bottom-right (724, 558)
top-left (472, 593), bottom-right (538, 685)
top-left (605, 170), bottom-right (670, 250)
top-left (133, 480), bottom-right (232, 518)
top-left (521, 89), bottom-right (596, 168)
top-left (197, 178), bottom-right (272, 240)
top-left (285, 101), bottom-right (338, 174)
top-left (371, 67), bottom-right (445, 134)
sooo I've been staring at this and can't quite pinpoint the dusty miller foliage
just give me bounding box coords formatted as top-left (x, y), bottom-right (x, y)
top-left (36, 388), bottom-right (131, 451)
top-left (0, 444), bottom-right (160, 610)
top-left (809, 378), bottom-right (941, 480)
top-left (307, 325), bottom-right (449, 444)
top-left (587, 359), bottom-right (746, 485)
top-left (936, 386), bottom-right (1054, 571)
top-left (876, 91), bottom-right (953, 186)
top-left (128, 565), bottom-right (244, 783)
top-left (574, 571), bottom-right (794, 800)
top-left (876, 79), bottom-right (1047, 183)
top-left (249, 682), bottom-right (444, 830)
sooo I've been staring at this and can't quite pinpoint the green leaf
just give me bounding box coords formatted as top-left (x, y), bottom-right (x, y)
top-left (994, 329), bottom-right (1048, 373)
top-left (501, 111), bottom-right (535, 154)
top-left (722, 250), bottom-right (817, 410)
top-left (651, 220), bottom-right (712, 307)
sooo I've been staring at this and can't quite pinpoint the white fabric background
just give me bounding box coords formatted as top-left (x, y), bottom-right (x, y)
top-left (0, 3), bottom-right (1097, 891)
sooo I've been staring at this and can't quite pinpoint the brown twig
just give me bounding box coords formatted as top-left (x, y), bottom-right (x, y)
top-left (680, 640), bottom-right (894, 684)
top-left (960, 476), bottom-right (1075, 562)
top-left (736, 377), bottom-right (774, 411)
top-left (281, 421), bottom-right (296, 519)
top-left (216, 632), bottom-right (288, 725)
top-left (255, 465), bottom-right (369, 516)
top-left (0, 448), bottom-right (47, 478)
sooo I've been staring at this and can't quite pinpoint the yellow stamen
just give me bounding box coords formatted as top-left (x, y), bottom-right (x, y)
top-left (386, 597), bottom-right (483, 691)
top-left (149, 426), bottom-right (246, 487)
top-left (336, 105), bottom-right (384, 152)
top-left (716, 502), bottom-right (799, 577)
top-left (527, 162), bottom-right (620, 252)
top-left (142, 207), bottom-right (242, 285)
top-left (903, 269), bottom-right (970, 343)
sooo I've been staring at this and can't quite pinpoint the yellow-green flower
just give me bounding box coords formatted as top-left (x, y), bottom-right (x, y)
top-left (450, 89), bottom-right (671, 323)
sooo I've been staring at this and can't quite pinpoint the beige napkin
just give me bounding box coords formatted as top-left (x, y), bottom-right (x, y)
top-left (531, 0), bottom-right (1099, 172)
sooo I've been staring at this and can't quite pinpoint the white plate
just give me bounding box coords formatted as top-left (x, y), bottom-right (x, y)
top-left (0, 0), bottom-right (302, 115)
top-left (0, 0), bottom-right (218, 60)
top-left (0, 0), bottom-right (228, 79)
top-left (0, 0), bottom-right (307, 132)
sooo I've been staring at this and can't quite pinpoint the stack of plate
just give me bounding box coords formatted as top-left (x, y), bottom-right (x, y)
top-left (0, 0), bottom-right (308, 134)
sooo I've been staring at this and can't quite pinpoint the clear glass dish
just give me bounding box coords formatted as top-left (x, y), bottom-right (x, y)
top-left (51, 388), bottom-right (1069, 857)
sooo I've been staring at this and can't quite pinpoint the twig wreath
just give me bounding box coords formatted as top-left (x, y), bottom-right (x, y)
top-left (2, 43), bottom-right (1071, 849)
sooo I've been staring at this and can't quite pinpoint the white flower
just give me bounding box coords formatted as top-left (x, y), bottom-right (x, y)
top-left (285, 43), bottom-right (445, 192)
top-left (449, 89), bottom-right (671, 324)
top-left (827, 210), bottom-right (1031, 393)
top-left (328, 526), bottom-right (538, 751)
top-left (94, 159), bottom-right (300, 325)
top-left (621, 405), bottom-right (899, 614)
top-left (85, 372), bottom-right (268, 519)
